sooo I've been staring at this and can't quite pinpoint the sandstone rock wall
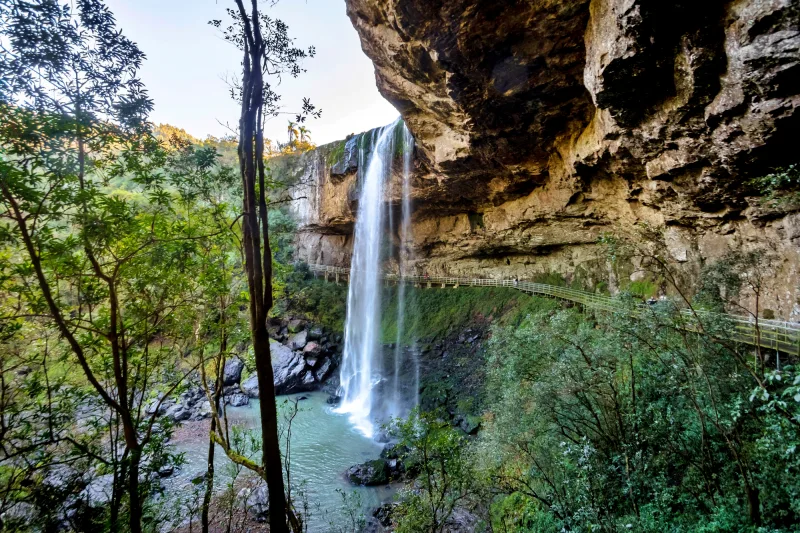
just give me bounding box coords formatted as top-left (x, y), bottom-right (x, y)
top-left (278, 0), bottom-right (800, 320)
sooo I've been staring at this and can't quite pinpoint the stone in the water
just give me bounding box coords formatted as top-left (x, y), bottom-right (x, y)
top-left (223, 357), bottom-right (245, 386)
top-left (326, 394), bottom-right (341, 405)
top-left (345, 459), bottom-right (390, 486)
top-left (227, 393), bottom-right (250, 407)
top-left (190, 471), bottom-right (207, 485)
top-left (241, 374), bottom-right (260, 398)
top-left (157, 465), bottom-right (174, 478)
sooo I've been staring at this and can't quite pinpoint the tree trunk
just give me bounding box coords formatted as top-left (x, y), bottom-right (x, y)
top-left (202, 411), bottom-right (217, 533)
top-left (234, 1), bottom-right (290, 530)
top-left (127, 445), bottom-right (143, 533)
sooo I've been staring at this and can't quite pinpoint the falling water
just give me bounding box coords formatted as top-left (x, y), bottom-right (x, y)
top-left (336, 121), bottom-right (397, 437)
top-left (390, 125), bottom-right (416, 416)
top-left (336, 119), bottom-right (417, 437)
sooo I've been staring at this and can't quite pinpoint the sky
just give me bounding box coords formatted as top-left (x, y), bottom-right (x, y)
top-left (105, 0), bottom-right (399, 146)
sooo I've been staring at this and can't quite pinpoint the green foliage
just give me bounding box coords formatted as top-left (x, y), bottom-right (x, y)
top-left (748, 164), bottom-right (800, 203)
top-left (627, 279), bottom-right (658, 299)
top-left (326, 489), bottom-right (367, 533)
top-left (475, 297), bottom-right (800, 532)
top-left (380, 285), bottom-right (560, 344)
top-left (281, 266), bottom-right (349, 331)
top-left (391, 410), bottom-right (478, 533)
top-left (532, 271), bottom-right (567, 287)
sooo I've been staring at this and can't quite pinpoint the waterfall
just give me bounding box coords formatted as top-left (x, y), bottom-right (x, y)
top-left (390, 125), bottom-right (416, 416)
top-left (336, 118), bottom-right (416, 438)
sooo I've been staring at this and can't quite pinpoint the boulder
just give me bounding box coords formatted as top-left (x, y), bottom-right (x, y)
top-left (345, 459), bottom-right (390, 486)
top-left (227, 393), bottom-right (250, 407)
top-left (326, 394), bottom-right (341, 405)
top-left (80, 474), bottom-right (114, 507)
top-left (288, 330), bottom-right (308, 350)
top-left (166, 403), bottom-right (191, 422)
top-left (241, 374), bottom-right (260, 398)
top-left (307, 325), bottom-right (323, 341)
top-left (192, 401), bottom-right (212, 421)
top-left (271, 340), bottom-right (313, 395)
top-left (301, 371), bottom-right (316, 387)
top-left (242, 484), bottom-right (269, 522)
top-left (303, 341), bottom-right (321, 356)
top-left (223, 357), bottom-right (245, 386)
top-left (315, 358), bottom-right (333, 381)
top-left (157, 465), bottom-right (174, 478)
top-left (287, 319), bottom-right (304, 333)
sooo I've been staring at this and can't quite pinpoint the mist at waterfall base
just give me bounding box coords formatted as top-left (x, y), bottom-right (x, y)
top-left (336, 119), bottom-right (419, 438)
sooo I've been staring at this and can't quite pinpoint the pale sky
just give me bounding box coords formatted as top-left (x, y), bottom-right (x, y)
top-left (105, 0), bottom-right (399, 146)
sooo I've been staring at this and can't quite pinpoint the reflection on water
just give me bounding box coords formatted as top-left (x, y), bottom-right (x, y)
top-left (167, 392), bottom-right (392, 531)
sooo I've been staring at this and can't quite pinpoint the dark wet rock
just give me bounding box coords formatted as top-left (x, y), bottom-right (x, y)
top-left (241, 374), bottom-right (260, 398)
top-left (191, 400), bottom-right (212, 421)
top-left (166, 404), bottom-right (191, 422)
top-left (190, 471), bottom-right (207, 485)
top-left (373, 503), bottom-right (397, 527)
top-left (227, 393), bottom-right (250, 407)
top-left (456, 414), bottom-right (481, 435)
top-left (345, 459), bottom-right (390, 486)
top-left (157, 465), bottom-right (174, 478)
top-left (301, 371), bottom-right (316, 387)
top-left (272, 340), bottom-right (315, 395)
top-left (223, 357), bottom-right (245, 386)
top-left (330, 134), bottom-right (360, 176)
top-left (222, 384), bottom-right (240, 396)
top-left (315, 359), bottom-right (334, 381)
top-left (307, 325), bottom-right (324, 341)
top-left (326, 394), bottom-right (341, 405)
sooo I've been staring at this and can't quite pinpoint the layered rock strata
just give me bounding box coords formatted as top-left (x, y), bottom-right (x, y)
top-left (274, 0), bottom-right (800, 319)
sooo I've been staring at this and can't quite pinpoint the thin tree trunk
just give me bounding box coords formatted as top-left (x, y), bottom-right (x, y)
top-left (127, 445), bottom-right (143, 533)
top-left (233, 1), bottom-right (291, 530)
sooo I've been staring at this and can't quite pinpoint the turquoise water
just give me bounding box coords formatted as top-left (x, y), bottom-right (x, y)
top-left (167, 392), bottom-right (392, 530)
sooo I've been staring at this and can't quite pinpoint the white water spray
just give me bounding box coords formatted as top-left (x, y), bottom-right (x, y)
top-left (336, 121), bottom-right (397, 437)
top-left (336, 119), bottom-right (417, 437)
top-left (390, 125), bottom-right (416, 416)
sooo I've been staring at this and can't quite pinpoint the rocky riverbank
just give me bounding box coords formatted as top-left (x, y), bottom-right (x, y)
top-left (148, 318), bottom-right (343, 423)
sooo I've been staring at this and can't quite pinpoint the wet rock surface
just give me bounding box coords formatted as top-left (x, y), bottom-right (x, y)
top-left (157, 319), bottom-right (341, 422)
top-left (345, 459), bottom-right (391, 486)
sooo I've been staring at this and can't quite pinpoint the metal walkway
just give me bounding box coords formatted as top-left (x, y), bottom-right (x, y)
top-left (307, 263), bottom-right (800, 357)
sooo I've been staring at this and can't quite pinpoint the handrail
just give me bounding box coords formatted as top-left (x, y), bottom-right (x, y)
top-left (305, 263), bottom-right (800, 356)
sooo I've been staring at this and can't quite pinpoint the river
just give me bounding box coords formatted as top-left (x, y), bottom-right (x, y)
top-left (166, 392), bottom-right (394, 531)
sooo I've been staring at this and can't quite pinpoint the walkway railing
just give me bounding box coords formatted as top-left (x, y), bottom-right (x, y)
top-left (307, 263), bottom-right (800, 357)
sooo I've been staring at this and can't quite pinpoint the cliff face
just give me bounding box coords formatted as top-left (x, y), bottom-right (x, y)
top-left (279, 0), bottom-right (800, 319)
